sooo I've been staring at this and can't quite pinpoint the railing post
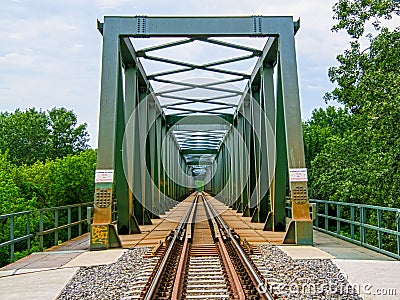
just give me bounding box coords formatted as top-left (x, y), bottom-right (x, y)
top-left (78, 205), bottom-right (82, 236)
top-left (10, 215), bottom-right (14, 262)
top-left (377, 209), bottom-right (382, 249)
top-left (87, 207), bottom-right (92, 232)
top-left (67, 208), bottom-right (72, 241)
top-left (336, 203), bottom-right (341, 235)
top-left (360, 206), bottom-right (366, 245)
top-left (39, 211), bottom-right (44, 251)
top-left (54, 210), bottom-right (59, 246)
top-left (27, 213), bottom-right (31, 254)
top-left (324, 202), bottom-right (328, 231)
top-left (350, 206), bottom-right (355, 240)
top-left (397, 210), bottom-right (400, 257)
top-left (314, 201), bottom-right (318, 226)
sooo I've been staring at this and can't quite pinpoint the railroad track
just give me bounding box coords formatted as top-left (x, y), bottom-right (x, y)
top-left (138, 192), bottom-right (274, 300)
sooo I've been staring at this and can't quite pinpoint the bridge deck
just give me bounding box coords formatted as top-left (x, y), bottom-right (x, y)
top-left (0, 195), bottom-right (398, 300)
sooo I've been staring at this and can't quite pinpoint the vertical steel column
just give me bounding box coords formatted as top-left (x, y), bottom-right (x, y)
top-left (251, 82), bottom-right (267, 223)
top-left (132, 87), bottom-right (152, 225)
top-left (261, 64), bottom-right (276, 227)
top-left (91, 18), bottom-right (123, 249)
top-left (147, 99), bottom-right (158, 218)
top-left (155, 116), bottom-right (164, 214)
top-left (232, 120), bottom-right (239, 209)
top-left (115, 62), bottom-right (138, 234)
top-left (226, 132), bottom-right (231, 205)
top-left (228, 132), bottom-right (233, 205)
top-left (236, 112), bottom-right (245, 213)
top-left (142, 92), bottom-right (154, 221)
top-left (250, 85), bottom-right (262, 222)
top-left (270, 61), bottom-right (287, 231)
top-left (161, 122), bottom-right (170, 209)
top-left (242, 94), bottom-right (252, 217)
top-left (280, 22), bottom-right (312, 244)
top-left (119, 65), bottom-right (141, 234)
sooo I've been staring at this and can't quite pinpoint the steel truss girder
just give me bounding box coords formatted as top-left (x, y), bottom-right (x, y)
top-left (93, 15), bottom-right (311, 250)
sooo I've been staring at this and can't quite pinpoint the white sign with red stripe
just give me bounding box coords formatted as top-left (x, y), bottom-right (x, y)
top-left (289, 168), bottom-right (308, 182)
top-left (95, 169), bottom-right (114, 183)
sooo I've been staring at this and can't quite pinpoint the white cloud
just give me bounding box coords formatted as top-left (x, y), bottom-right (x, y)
top-left (0, 0), bottom-right (354, 145)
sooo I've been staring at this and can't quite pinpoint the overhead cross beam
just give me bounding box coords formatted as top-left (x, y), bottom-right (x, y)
top-left (97, 16), bottom-right (300, 37)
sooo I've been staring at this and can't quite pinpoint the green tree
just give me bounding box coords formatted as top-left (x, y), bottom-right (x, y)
top-left (48, 107), bottom-right (89, 159)
top-left (303, 106), bottom-right (350, 168)
top-left (332, 0), bottom-right (400, 38)
top-left (0, 108), bottom-right (89, 165)
top-left (309, 0), bottom-right (400, 209)
top-left (0, 109), bottom-right (50, 165)
top-left (15, 149), bottom-right (97, 208)
top-left (0, 153), bottom-right (23, 214)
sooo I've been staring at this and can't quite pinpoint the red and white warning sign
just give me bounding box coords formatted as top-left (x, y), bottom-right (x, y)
top-left (95, 169), bottom-right (114, 183)
top-left (289, 168), bottom-right (308, 182)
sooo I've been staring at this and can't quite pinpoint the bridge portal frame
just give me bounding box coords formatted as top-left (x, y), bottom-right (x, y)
top-left (91, 16), bottom-right (313, 250)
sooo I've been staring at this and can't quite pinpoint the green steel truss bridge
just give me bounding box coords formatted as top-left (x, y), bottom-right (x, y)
top-left (91, 16), bottom-right (312, 250)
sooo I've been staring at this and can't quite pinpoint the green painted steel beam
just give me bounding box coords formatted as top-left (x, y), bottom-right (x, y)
top-left (154, 78), bottom-right (245, 101)
top-left (137, 38), bottom-right (194, 53)
top-left (154, 78), bottom-right (243, 95)
top-left (166, 114), bottom-right (233, 126)
top-left (150, 66), bottom-right (250, 80)
top-left (142, 53), bottom-right (256, 70)
top-left (160, 96), bottom-right (237, 109)
top-left (98, 16), bottom-right (299, 38)
top-left (165, 106), bottom-right (233, 114)
top-left (120, 37), bottom-right (164, 115)
top-left (180, 141), bottom-right (221, 145)
top-left (181, 149), bottom-right (218, 155)
top-left (234, 37), bottom-right (278, 117)
top-left (194, 37), bottom-right (262, 55)
top-left (186, 161), bottom-right (214, 166)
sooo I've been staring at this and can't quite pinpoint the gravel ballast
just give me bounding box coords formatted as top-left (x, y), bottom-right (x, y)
top-left (253, 245), bottom-right (363, 299)
top-left (57, 247), bottom-right (153, 300)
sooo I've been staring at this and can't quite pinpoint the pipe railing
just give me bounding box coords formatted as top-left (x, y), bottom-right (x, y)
top-left (0, 202), bottom-right (94, 263)
top-left (37, 202), bottom-right (93, 251)
top-left (0, 211), bottom-right (33, 262)
top-left (310, 199), bottom-right (400, 260)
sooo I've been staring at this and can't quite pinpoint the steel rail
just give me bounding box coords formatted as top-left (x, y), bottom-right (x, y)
top-left (143, 193), bottom-right (198, 300)
top-left (201, 193), bottom-right (245, 300)
top-left (170, 195), bottom-right (197, 300)
top-left (202, 194), bottom-right (275, 300)
top-left (216, 235), bottom-right (246, 299)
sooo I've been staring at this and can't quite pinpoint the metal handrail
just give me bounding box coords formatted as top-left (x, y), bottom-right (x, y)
top-left (0, 211), bottom-right (32, 262)
top-left (310, 199), bottom-right (400, 260)
top-left (37, 202), bottom-right (93, 251)
top-left (1, 202), bottom-right (94, 264)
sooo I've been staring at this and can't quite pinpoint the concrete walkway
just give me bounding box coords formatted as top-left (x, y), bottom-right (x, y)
top-left (314, 231), bottom-right (399, 300)
top-left (0, 234), bottom-right (127, 300)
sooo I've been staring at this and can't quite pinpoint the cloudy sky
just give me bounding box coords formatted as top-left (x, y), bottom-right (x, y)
top-left (0, 0), bottom-right (350, 147)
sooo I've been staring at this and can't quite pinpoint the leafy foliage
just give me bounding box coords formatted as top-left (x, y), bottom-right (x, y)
top-left (0, 108), bottom-right (89, 165)
top-left (307, 0), bottom-right (400, 208)
top-left (303, 106), bottom-right (351, 168)
top-left (325, 29), bottom-right (400, 114)
top-left (0, 107), bottom-right (95, 266)
top-left (332, 0), bottom-right (400, 38)
top-left (0, 149), bottom-right (97, 266)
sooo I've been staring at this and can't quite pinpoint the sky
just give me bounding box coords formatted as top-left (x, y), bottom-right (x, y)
top-left (0, 0), bottom-right (351, 147)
